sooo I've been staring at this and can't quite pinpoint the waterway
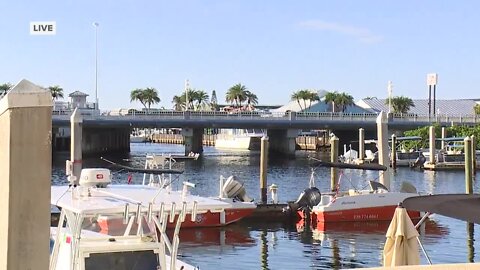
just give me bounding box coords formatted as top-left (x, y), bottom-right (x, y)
top-left (52, 143), bottom-right (480, 269)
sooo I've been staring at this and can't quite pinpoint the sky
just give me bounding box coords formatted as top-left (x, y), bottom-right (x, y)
top-left (1, 1), bottom-right (479, 110)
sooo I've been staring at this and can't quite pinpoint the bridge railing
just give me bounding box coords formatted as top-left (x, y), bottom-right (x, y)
top-left (52, 109), bottom-right (480, 124)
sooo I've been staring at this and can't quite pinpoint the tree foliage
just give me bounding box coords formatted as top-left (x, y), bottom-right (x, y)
top-left (0, 83), bottom-right (13, 97)
top-left (324, 91), bottom-right (354, 112)
top-left (130, 87), bottom-right (160, 109)
top-left (291, 89), bottom-right (320, 111)
top-left (48, 85), bottom-right (64, 100)
top-left (474, 104), bottom-right (480, 115)
top-left (386, 96), bottom-right (415, 114)
top-left (402, 124), bottom-right (480, 150)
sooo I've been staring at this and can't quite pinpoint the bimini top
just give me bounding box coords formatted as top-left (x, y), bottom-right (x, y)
top-left (51, 185), bottom-right (233, 216)
top-left (402, 194), bottom-right (480, 224)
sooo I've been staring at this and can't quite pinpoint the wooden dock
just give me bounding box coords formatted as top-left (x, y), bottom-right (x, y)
top-left (423, 162), bottom-right (480, 171)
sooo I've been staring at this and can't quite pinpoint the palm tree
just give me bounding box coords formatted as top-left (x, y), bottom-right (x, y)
top-left (172, 95), bottom-right (185, 111)
top-left (324, 91), bottom-right (339, 112)
top-left (306, 91), bottom-right (320, 110)
top-left (48, 85), bottom-right (64, 100)
top-left (474, 104), bottom-right (480, 115)
top-left (142, 87), bottom-right (160, 110)
top-left (291, 89), bottom-right (310, 111)
top-left (335, 92), bottom-right (354, 112)
top-left (192, 90), bottom-right (209, 110)
top-left (130, 88), bottom-right (146, 108)
top-left (386, 96), bottom-right (415, 114)
top-left (226, 83), bottom-right (247, 107)
top-left (0, 83), bottom-right (13, 97)
top-left (245, 90), bottom-right (258, 105)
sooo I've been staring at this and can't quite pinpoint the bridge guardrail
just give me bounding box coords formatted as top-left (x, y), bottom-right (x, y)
top-left (52, 110), bottom-right (480, 124)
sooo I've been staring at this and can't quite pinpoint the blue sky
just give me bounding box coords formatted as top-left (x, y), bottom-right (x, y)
top-left (1, 1), bottom-right (479, 110)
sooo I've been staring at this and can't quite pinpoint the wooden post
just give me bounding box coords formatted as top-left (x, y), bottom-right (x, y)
top-left (330, 135), bottom-right (339, 191)
top-left (70, 108), bottom-right (83, 184)
top-left (376, 112), bottom-right (390, 190)
top-left (0, 79), bottom-right (52, 270)
top-left (441, 127), bottom-right (447, 150)
top-left (260, 136), bottom-right (269, 204)
top-left (471, 135), bottom-right (476, 175)
top-left (391, 134), bottom-right (397, 169)
top-left (464, 136), bottom-right (473, 194)
top-left (358, 128), bottom-right (365, 163)
top-left (429, 126), bottom-right (436, 165)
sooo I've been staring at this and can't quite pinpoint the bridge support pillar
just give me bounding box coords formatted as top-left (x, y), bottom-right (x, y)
top-left (182, 128), bottom-right (204, 155)
top-left (268, 129), bottom-right (299, 156)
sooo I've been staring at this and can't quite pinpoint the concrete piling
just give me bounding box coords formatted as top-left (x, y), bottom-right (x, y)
top-left (465, 136), bottom-right (473, 194)
top-left (0, 79), bottom-right (52, 270)
top-left (260, 136), bottom-right (269, 204)
top-left (376, 112), bottom-right (390, 190)
top-left (358, 128), bottom-right (365, 163)
top-left (471, 135), bottom-right (476, 176)
top-left (70, 108), bottom-right (82, 184)
top-left (429, 126), bottom-right (436, 165)
top-left (391, 134), bottom-right (397, 169)
top-left (441, 127), bottom-right (447, 150)
top-left (330, 135), bottom-right (339, 191)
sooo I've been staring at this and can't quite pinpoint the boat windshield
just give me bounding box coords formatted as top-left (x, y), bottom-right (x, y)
top-left (84, 250), bottom-right (158, 270)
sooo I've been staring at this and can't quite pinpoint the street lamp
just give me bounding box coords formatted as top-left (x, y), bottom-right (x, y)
top-left (93, 22), bottom-right (99, 110)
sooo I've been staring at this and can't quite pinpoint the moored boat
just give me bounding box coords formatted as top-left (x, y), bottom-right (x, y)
top-left (290, 160), bottom-right (421, 230)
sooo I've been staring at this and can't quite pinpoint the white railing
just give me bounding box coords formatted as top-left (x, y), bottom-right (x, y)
top-left (51, 110), bottom-right (480, 124)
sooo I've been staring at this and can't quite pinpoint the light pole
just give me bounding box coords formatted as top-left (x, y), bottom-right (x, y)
top-left (93, 22), bottom-right (99, 110)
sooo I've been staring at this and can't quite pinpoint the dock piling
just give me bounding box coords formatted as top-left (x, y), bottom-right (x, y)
top-left (441, 127), bottom-right (447, 150)
top-left (330, 135), bottom-right (339, 191)
top-left (376, 112), bottom-right (390, 190)
top-left (429, 126), bottom-right (436, 165)
top-left (70, 108), bottom-right (83, 184)
top-left (391, 134), bottom-right (397, 169)
top-left (260, 136), bottom-right (269, 204)
top-left (359, 128), bottom-right (365, 163)
top-left (471, 135), bottom-right (476, 176)
top-left (0, 79), bottom-right (52, 270)
top-left (465, 136), bottom-right (473, 194)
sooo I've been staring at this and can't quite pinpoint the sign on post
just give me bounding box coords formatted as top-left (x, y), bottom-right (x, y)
top-left (427, 73), bottom-right (438, 86)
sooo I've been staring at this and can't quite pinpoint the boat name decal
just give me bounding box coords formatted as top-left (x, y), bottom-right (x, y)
top-left (341, 201), bottom-right (356, 205)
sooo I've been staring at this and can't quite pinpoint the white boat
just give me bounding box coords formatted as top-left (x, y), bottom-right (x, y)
top-left (215, 129), bottom-right (264, 150)
top-left (70, 156), bottom-right (256, 229)
top-left (292, 160), bottom-right (421, 231)
top-left (130, 134), bottom-right (147, 143)
top-left (50, 168), bottom-right (201, 270)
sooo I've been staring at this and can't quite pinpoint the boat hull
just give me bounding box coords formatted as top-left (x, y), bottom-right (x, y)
top-left (97, 208), bottom-right (256, 234)
top-left (297, 192), bottom-right (421, 229)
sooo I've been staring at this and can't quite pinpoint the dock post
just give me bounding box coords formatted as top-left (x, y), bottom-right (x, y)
top-left (441, 127), bottom-right (447, 150)
top-left (70, 108), bottom-right (83, 184)
top-left (0, 79), bottom-right (52, 270)
top-left (465, 136), bottom-right (473, 194)
top-left (391, 134), bottom-right (397, 169)
top-left (377, 112), bottom-right (390, 190)
top-left (260, 136), bottom-right (269, 204)
top-left (358, 128), bottom-right (365, 163)
top-left (330, 135), bottom-right (339, 191)
top-left (471, 135), bottom-right (476, 175)
top-left (429, 126), bottom-right (436, 165)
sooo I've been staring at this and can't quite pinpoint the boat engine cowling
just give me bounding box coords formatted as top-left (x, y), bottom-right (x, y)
top-left (222, 176), bottom-right (253, 202)
top-left (294, 187), bottom-right (322, 210)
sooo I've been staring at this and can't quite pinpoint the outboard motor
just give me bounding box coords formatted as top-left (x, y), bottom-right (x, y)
top-left (294, 187), bottom-right (322, 210)
top-left (222, 176), bottom-right (254, 202)
top-left (411, 153), bottom-right (426, 168)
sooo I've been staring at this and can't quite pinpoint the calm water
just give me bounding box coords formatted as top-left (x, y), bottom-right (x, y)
top-left (52, 143), bottom-right (480, 269)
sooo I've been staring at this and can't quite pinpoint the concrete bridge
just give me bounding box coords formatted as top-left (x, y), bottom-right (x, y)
top-left (51, 110), bottom-right (480, 156)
